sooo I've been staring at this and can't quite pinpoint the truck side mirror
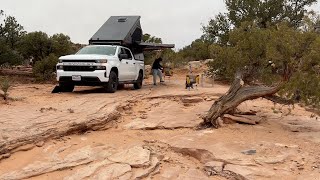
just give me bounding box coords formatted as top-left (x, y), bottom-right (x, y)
top-left (118, 54), bottom-right (128, 60)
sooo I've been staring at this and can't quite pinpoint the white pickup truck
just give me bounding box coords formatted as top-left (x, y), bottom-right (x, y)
top-left (56, 45), bottom-right (144, 93)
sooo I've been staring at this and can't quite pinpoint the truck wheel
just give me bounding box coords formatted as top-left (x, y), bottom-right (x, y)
top-left (59, 83), bottom-right (74, 92)
top-left (105, 71), bottom-right (118, 93)
top-left (134, 72), bottom-right (143, 89)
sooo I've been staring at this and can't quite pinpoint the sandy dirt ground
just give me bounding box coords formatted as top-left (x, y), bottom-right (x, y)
top-left (0, 74), bottom-right (319, 180)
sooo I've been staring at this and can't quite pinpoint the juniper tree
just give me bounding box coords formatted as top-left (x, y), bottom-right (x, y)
top-left (201, 0), bottom-right (320, 128)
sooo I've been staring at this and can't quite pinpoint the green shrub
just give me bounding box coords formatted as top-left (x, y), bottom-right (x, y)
top-left (0, 77), bottom-right (11, 100)
top-left (0, 43), bottom-right (24, 66)
top-left (33, 54), bottom-right (58, 81)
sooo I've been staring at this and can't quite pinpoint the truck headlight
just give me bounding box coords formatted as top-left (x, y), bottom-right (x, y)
top-left (95, 59), bottom-right (108, 63)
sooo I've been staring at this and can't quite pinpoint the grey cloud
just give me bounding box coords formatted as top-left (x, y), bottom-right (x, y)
top-left (2, 0), bottom-right (225, 49)
top-left (2, 0), bottom-right (319, 49)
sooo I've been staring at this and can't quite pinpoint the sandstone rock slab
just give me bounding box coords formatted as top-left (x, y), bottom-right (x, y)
top-left (93, 163), bottom-right (132, 180)
top-left (204, 161), bottom-right (224, 173)
top-left (132, 156), bottom-right (160, 179)
top-left (124, 100), bottom-right (209, 130)
top-left (0, 146), bottom-right (111, 180)
top-left (0, 92), bottom-right (124, 156)
top-left (124, 120), bottom-right (159, 130)
top-left (64, 159), bottom-right (114, 180)
top-left (224, 164), bottom-right (276, 179)
top-left (108, 146), bottom-right (150, 168)
top-left (254, 154), bottom-right (288, 165)
top-left (181, 97), bottom-right (204, 104)
top-left (177, 168), bottom-right (210, 180)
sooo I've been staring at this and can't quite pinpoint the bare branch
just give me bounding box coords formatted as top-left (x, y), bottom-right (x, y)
top-left (200, 72), bottom-right (281, 128)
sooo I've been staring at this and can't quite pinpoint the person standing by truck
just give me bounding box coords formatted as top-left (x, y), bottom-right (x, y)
top-left (152, 57), bottom-right (164, 85)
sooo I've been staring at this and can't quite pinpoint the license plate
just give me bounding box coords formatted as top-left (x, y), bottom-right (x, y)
top-left (72, 75), bottom-right (81, 81)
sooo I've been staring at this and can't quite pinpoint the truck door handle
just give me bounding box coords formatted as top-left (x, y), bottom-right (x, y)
top-left (126, 62), bottom-right (128, 64)
top-left (133, 63), bottom-right (136, 65)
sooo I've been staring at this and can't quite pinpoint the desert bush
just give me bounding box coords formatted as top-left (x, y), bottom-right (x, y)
top-left (0, 77), bottom-right (11, 100)
top-left (178, 39), bottom-right (211, 61)
top-left (0, 41), bottom-right (24, 66)
top-left (33, 54), bottom-right (58, 81)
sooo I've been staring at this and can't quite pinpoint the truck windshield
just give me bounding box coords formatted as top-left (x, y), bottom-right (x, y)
top-left (76, 46), bottom-right (117, 56)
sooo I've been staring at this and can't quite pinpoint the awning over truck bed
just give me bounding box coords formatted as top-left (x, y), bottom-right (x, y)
top-left (138, 42), bottom-right (175, 51)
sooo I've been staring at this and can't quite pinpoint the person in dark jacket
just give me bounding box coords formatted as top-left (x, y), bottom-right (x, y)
top-left (152, 58), bottom-right (164, 85)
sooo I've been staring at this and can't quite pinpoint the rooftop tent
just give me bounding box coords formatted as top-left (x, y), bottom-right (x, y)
top-left (89, 16), bottom-right (142, 46)
top-left (89, 16), bottom-right (175, 51)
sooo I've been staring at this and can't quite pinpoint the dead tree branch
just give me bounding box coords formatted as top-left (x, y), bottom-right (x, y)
top-left (200, 72), bottom-right (281, 128)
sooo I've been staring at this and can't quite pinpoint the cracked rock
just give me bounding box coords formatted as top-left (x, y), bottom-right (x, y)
top-left (0, 146), bottom-right (111, 180)
top-left (0, 153), bottom-right (11, 160)
top-left (132, 156), bottom-right (160, 179)
top-left (108, 146), bottom-right (151, 168)
top-left (64, 159), bottom-right (114, 180)
top-left (204, 161), bottom-right (224, 173)
top-left (93, 163), bottom-right (132, 180)
top-left (254, 154), bottom-right (288, 164)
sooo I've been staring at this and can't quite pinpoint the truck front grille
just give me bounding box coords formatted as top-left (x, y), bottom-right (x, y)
top-left (62, 60), bottom-right (96, 63)
top-left (63, 66), bottom-right (95, 72)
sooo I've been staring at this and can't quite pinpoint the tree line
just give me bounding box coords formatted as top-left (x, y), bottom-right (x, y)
top-left (152, 0), bottom-right (320, 70)
top-left (0, 10), bottom-right (81, 80)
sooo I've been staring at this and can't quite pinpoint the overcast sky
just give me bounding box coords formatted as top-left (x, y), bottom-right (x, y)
top-left (1, 0), bottom-right (319, 50)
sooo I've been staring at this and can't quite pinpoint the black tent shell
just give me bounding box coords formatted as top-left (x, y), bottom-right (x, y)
top-left (89, 16), bottom-right (174, 52)
top-left (89, 16), bottom-right (142, 46)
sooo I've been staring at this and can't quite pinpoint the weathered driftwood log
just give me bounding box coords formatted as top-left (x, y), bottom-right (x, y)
top-left (223, 114), bottom-right (262, 125)
top-left (201, 72), bottom-right (280, 128)
top-left (236, 115), bottom-right (262, 124)
top-left (223, 114), bottom-right (256, 125)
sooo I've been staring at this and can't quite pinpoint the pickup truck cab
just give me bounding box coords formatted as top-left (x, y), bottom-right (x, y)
top-left (56, 45), bottom-right (144, 93)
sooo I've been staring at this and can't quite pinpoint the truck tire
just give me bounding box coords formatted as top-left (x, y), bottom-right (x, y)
top-left (134, 72), bottom-right (143, 90)
top-left (59, 83), bottom-right (74, 92)
top-left (105, 71), bottom-right (118, 93)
